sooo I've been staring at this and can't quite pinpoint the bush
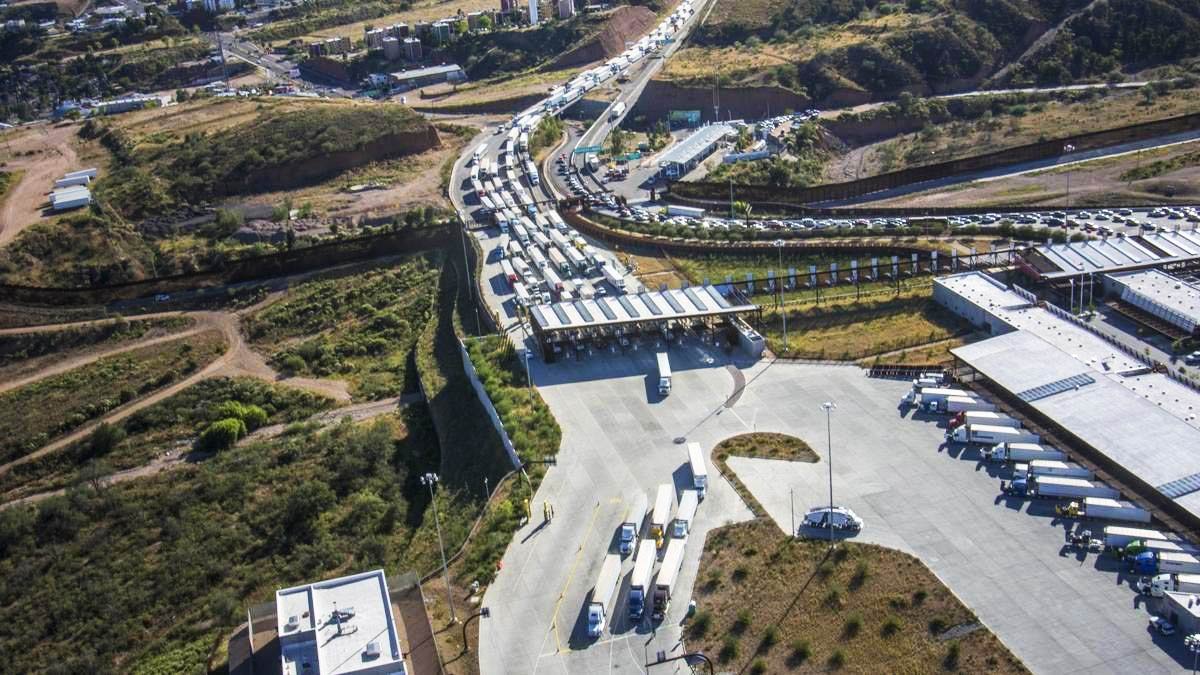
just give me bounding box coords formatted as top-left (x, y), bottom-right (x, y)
top-left (688, 610), bottom-right (712, 639)
top-left (850, 559), bottom-right (870, 589)
top-left (214, 400), bottom-right (269, 430)
top-left (719, 636), bottom-right (740, 663)
top-left (928, 617), bottom-right (948, 634)
top-left (788, 638), bottom-right (811, 665)
top-left (828, 648), bottom-right (846, 669)
top-left (824, 584), bottom-right (844, 609)
top-left (732, 564), bottom-right (750, 581)
top-left (944, 641), bottom-right (961, 670)
top-left (88, 422), bottom-right (126, 456)
top-left (750, 658), bottom-right (767, 675)
top-left (912, 588), bottom-right (928, 605)
top-left (881, 615), bottom-right (903, 637)
top-left (843, 612), bottom-right (863, 638)
top-left (195, 417), bottom-right (246, 452)
top-left (732, 609), bottom-right (752, 634)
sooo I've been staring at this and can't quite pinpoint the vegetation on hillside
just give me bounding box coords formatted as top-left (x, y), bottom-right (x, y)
top-left (0, 331), bottom-right (225, 466)
top-left (0, 315), bottom-right (193, 374)
top-left (689, 520), bottom-right (1026, 673)
top-left (709, 121), bottom-right (829, 187)
top-left (244, 255), bottom-right (440, 401)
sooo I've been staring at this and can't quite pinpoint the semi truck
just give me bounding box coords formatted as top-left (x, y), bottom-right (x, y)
top-left (937, 396), bottom-right (997, 414)
top-left (1015, 460), bottom-right (1093, 480)
top-left (981, 442), bottom-right (1066, 463)
top-left (687, 442), bottom-right (707, 499)
top-left (666, 204), bottom-right (705, 219)
top-left (899, 386), bottom-right (974, 408)
top-left (948, 424), bottom-right (1039, 445)
top-left (628, 539), bottom-right (656, 621)
top-left (1002, 475), bottom-right (1119, 500)
top-left (586, 554), bottom-right (623, 637)
top-left (603, 264), bottom-right (626, 292)
top-left (650, 484), bottom-right (673, 547)
top-left (1132, 551), bottom-right (1200, 576)
top-left (1137, 572), bottom-right (1200, 598)
top-left (1055, 497), bottom-right (1150, 523)
top-left (619, 491), bottom-right (649, 556)
top-left (1103, 526), bottom-right (1168, 549)
top-left (652, 537), bottom-right (687, 622)
top-left (948, 410), bottom-right (1020, 430)
top-left (609, 101), bottom-right (626, 120)
top-left (1122, 538), bottom-right (1200, 559)
top-left (656, 351), bottom-right (672, 396)
top-left (672, 489), bottom-right (699, 538)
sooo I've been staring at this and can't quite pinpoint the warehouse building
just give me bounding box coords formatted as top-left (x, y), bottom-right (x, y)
top-left (1106, 268), bottom-right (1200, 337)
top-left (389, 64), bottom-right (464, 90)
top-left (276, 569), bottom-right (407, 675)
top-left (528, 284), bottom-right (760, 361)
top-left (657, 123), bottom-right (733, 179)
top-left (936, 271), bottom-right (1200, 533)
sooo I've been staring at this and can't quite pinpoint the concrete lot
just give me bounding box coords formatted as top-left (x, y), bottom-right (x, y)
top-left (726, 371), bottom-right (1192, 674)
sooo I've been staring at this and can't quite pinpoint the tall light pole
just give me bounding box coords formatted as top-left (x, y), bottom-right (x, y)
top-left (1063, 143), bottom-right (1076, 211)
top-left (524, 348), bottom-right (533, 405)
top-left (1187, 633), bottom-right (1200, 673)
top-left (821, 401), bottom-right (836, 549)
top-left (421, 473), bottom-right (457, 623)
top-left (775, 239), bottom-right (787, 352)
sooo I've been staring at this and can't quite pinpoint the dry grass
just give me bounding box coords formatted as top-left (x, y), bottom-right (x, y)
top-left (688, 520), bottom-right (1027, 674)
top-left (417, 66), bottom-right (590, 108)
top-left (298, 0), bottom-right (498, 43)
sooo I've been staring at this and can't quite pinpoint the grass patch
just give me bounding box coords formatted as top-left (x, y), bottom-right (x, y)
top-left (0, 331), bottom-right (225, 465)
top-left (692, 520), bottom-right (1026, 674)
top-left (712, 432), bottom-right (818, 518)
top-left (0, 315), bottom-right (193, 381)
top-left (244, 255), bottom-right (440, 401)
top-left (1121, 149), bottom-right (1200, 182)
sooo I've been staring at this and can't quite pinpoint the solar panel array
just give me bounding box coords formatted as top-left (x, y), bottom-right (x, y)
top-left (1016, 373), bottom-right (1096, 402)
top-left (1158, 472), bottom-right (1200, 499)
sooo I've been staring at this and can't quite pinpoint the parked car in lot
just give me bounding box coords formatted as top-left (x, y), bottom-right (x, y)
top-left (801, 506), bottom-right (863, 533)
top-left (1149, 616), bottom-right (1176, 636)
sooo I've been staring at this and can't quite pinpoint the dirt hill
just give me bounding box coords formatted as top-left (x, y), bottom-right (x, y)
top-left (552, 5), bottom-right (659, 69)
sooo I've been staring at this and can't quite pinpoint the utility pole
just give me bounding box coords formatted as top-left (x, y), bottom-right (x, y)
top-left (421, 473), bottom-right (457, 623)
top-left (822, 401), bottom-right (837, 549)
top-left (1063, 143), bottom-right (1076, 211)
top-left (776, 239), bottom-right (787, 351)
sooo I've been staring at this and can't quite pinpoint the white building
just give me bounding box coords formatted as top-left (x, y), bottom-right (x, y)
top-left (528, 0), bottom-right (539, 24)
top-left (556, 0), bottom-right (574, 19)
top-left (276, 569), bottom-right (407, 675)
top-left (1106, 269), bottom-right (1200, 336)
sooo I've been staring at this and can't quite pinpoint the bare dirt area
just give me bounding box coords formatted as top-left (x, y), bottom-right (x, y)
top-left (865, 140), bottom-right (1200, 208)
top-left (0, 123), bottom-right (82, 245)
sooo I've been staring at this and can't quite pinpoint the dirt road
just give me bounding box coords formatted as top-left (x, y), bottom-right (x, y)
top-left (0, 123), bottom-right (81, 245)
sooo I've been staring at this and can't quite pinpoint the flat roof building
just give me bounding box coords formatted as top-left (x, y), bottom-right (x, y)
top-left (276, 569), bottom-right (406, 675)
top-left (936, 271), bottom-right (1200, 530)
top-left (1022, 230), bottom-right (1200, 281)
top-left (657, 124), bottom-right (733, 179)
top-left (528, 284), bottom-right (759, 361)
top-left (389, 64), bottom-right (464, 90)
top-left (1106, 269), bottom-right (1200, 336)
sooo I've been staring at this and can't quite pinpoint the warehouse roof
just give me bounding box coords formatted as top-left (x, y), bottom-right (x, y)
top-left (657, 124), bottom-right (733, 167)
top-left (953, 331), bottom-right (1200, 517)
top-left (390, 64), bottom-right (464, 82)
top-left (530, 284), bottom-right (756, 333)
top-left (1030, 230), bottom-right (1200, 279)
top-left (276, 569), bottom-right (403, 675)
top-left (1108, 269), bottom-right (1200, 326)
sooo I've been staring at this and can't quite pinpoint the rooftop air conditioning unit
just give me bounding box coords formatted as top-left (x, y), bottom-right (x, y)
top-left (363, 641), bottom-right (381, 659)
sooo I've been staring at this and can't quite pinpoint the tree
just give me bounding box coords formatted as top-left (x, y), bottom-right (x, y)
top-left (609, 128), bottom-right (627, 157)
top-left (454, 19), bottom-right (468, 35)
top-left (196, 418), bottom-right (247, 452)
top-left (88, 423), bottom-right (126, 457)
top-left (732, 200), bottom-right (752, 218)
top-left (477, 14), bottom-right (492, 31)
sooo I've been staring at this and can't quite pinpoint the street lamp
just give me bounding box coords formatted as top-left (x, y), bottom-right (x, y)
top-left (523, 348), bottom-right (533, 405)
top-left (775, 239), bottom-right (787, 352)
top-left (1187, 633), bottom-right (1200, 673)
top-left (421, 473), bottom-right (457, 623)
top-left (1063, 143), bottom-right (1076, 211)
top-left (822, 401), bottom-right (836, 549)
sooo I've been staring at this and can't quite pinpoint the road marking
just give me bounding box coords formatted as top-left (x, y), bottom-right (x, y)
top-left (550, 499), bottom-right (609, 653)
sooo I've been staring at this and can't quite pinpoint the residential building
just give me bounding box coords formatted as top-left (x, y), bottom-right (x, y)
top-left (389, 64), bottom-right (466, 90)
top-left (556, 0), bottom-right (574, 19)
top-left (364, 27), bottom-right (386, 51)
top-left (500, 0), bottom-right (516, 13)
top-left (402, 37), bottom-right (422, 61)
top-left (276, 569), bottom-right (407, 675)
top-left (466, 11), bottom-right (486, 30)
top-left (382, 36), bottom-right (401, 60)
top-left (201, 0), bottom-right (234, 12)
top-left (430, 21), bottom-right (451, 44)
top-left (387, 22), bottom-right (409, 38)
top-left (528, 0), bottom-right (539, 23)
top-left (309, 36), bottom-right (352, 58)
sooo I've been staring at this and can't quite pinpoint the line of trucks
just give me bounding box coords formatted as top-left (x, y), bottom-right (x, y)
top-left (586, 443), bottom-right (707, 637)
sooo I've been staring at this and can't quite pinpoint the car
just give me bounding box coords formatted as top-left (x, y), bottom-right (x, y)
top-left (1149, 616), bottom-right (1176, 636)
top-left (1185, 351), bottom-right (1200, 365)
top-left (801, 506), bottom-right (863, 533)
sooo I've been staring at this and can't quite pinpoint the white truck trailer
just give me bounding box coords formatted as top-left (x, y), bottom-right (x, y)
top-left (619, 492), bottom-right (649, 556)
top-left (1103, 526), bottom-right (1168, 549)
top-left (671, 489), bottom-right (699, 538)
top-left (941, 396), bottom-right (996, 414)
top-left (1055, 497), bottom-right (1150, 523)
top-left (586, 554), bottom-right (623, 638)
top-left (652, 537), bottom-right (687, 622)
top-left (1015, 459), bottom-right (1092, 480)
top-left (948, 424), bottom-right (1039, 445)
top-left (628, 539), bottom-right (657, 621)
top-left (666, 204), bottom-right (705, 218)
top-left (901, 386), bottom-right (974, 408)
top-left (1003, 475), bottom-right (1119, 500)
top-left (981, 442), bottom-right (1066, 463)
top-left (656, 351), bottom-right (672, 396)
top-left (603, 263), bottom-right (626, 292)
top-left (609, 101), bottom-right (626, 120)
top-left (687, 442), bottom-right (707, 499)
top-left (1139, 572), bottom-right (1200, 598)
top-left (948, 410), bottom-right (1020, 430)
top-left (650, 483), bottom-right (673, 546)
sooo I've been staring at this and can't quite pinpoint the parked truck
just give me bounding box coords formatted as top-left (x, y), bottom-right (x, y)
top-left (666, 204), bottom-right (705, 219)
top-left (652, 537), bottom-right (687, 622)
top-left (1123, 538), bottom-right (1200, 559)
top-left (656, 351), bottom-right (672, 396)
top-left (619, 492), bottom-right (649, 556)
top-left (1104, 526), bottom-right (1169, 549)
top-left (1132, 551), bottom-right (1200, 576)
top-left (1055, 497), bottom-right (1150, 523)
top-left (1137, 572), bottom-right (1200, 598)
top-left (628, 539), bottom-right (656, 621)
top-left (672, 489), bottom-right (699, 538)
top-left (900, 386), bottom-right (974, 408)
top-left (586, 554), bottom-right (623, 638)
top-left (948, 424), bottom-right (1039, 446)
top-left (603, 264), bottom-right (626, 292)
top-left (938, 396), bottom-right (997, 414)
top-left (609, 101), bottom-right (626, 120)
top-left (981, 442), bottom-right (1066, 463)
top-left (1015, 460), bottom-right (1093, 480)
top-left (1002, 475), bottom-right (1119, 500)
top-left (687, 442), bottom-right (707, 499)
top-left (650, 484), bottom-right (673, 547)
top-left (949, 410), bottom-right (1020, 430)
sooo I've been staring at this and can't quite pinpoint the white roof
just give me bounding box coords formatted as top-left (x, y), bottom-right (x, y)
top-left (530, 285), bottom-right (756, 333)
top-left (1108, 268), bottom-right (1200, 328)
top-left (658, 124), bottom-right (733, 167)
top-left (276, 569), bottom-right (404, 675)
top-left (1032, 230), bottom-right (1200, 278)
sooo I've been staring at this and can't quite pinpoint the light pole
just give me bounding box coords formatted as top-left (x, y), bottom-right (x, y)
top-left (421, 473), bottom-right (457, 623)
top-left (1187, 633), bottom-right (1200, 673)
top-left (523, 348), bottom-right (533, 405)
top-left (822, 401), bottom-right (836, 549)
top-left (1063, 143), bottom-right (1076, 211)
top-left (775, 239), bottom-right (787, 352)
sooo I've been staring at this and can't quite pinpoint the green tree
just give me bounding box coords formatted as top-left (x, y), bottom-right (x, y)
top-left (196, 418), bottom-right (247, 452)
top-left (477, 14), bottom-right (492, 30)
top-left (609, 128), bottom-right (628, 157)
top-left (88, 422), bottom-right (126, 457)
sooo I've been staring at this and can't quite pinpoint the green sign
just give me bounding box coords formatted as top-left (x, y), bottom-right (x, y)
top-left (573, 145), bottom-right (603, 154)
top-left (622, 151), bottom-right (642, 161)
top-left (669, 110), bottom-right (701, 125)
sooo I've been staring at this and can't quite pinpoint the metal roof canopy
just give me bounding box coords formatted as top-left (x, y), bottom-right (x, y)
top-left (530, 285), bottom-right (758, 333)
top-left (1033, 231), bottom-right (1200, 279)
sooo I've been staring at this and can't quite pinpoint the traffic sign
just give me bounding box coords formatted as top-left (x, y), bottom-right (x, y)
top-left (573, 145), bottom-right (603, 154)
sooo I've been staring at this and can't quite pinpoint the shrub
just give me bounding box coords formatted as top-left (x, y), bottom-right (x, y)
top-left (719, 636), bottom-right (740, 663)
top-left (88, 422), bottom-right (126, 456)
top-left (912, 588), bottom-right (928, 605)
top-left (215, 401), bottom-right (269, 430)
top-left (688, 610), bottom-right (712, 639)
top-left (843, 612), bottom-right (863, 638)
top-left (850, 559), bottom-right (870, 589)
top-left (944, 641), bottom-right (961, 670)
top-left (750, 658), bottom-right (767, 675)
top-left (828, 648), bottom-right (846, 669)
top-left (824, 584), bottom-right (843, 609)
top-left (732, 564), bottom-right (750, 581)
top-left (818, 560), bottom-right (835, 578)
top-left (928, 617), bottom-right (948, 634)
top-left (732, 609), bottom-right (752, 634)
top-left (759, 624), bottom-right (779, 652)
top-left (881, 615), bottom-right (903, 637)
top-left (788, 638), bottom-right (811, 666)
top-left (195, 417), bottom-right (246, 452)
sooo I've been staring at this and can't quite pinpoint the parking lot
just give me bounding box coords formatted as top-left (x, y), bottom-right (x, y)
top-left (478, 343), bottom-right (1196, 673)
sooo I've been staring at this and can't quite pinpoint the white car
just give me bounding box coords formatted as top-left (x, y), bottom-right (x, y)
top-left (801, 506), bottom-right (863, 533)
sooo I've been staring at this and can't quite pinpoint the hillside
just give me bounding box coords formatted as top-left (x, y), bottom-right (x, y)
top-left (658, 0), bottom-right (1200, 102)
